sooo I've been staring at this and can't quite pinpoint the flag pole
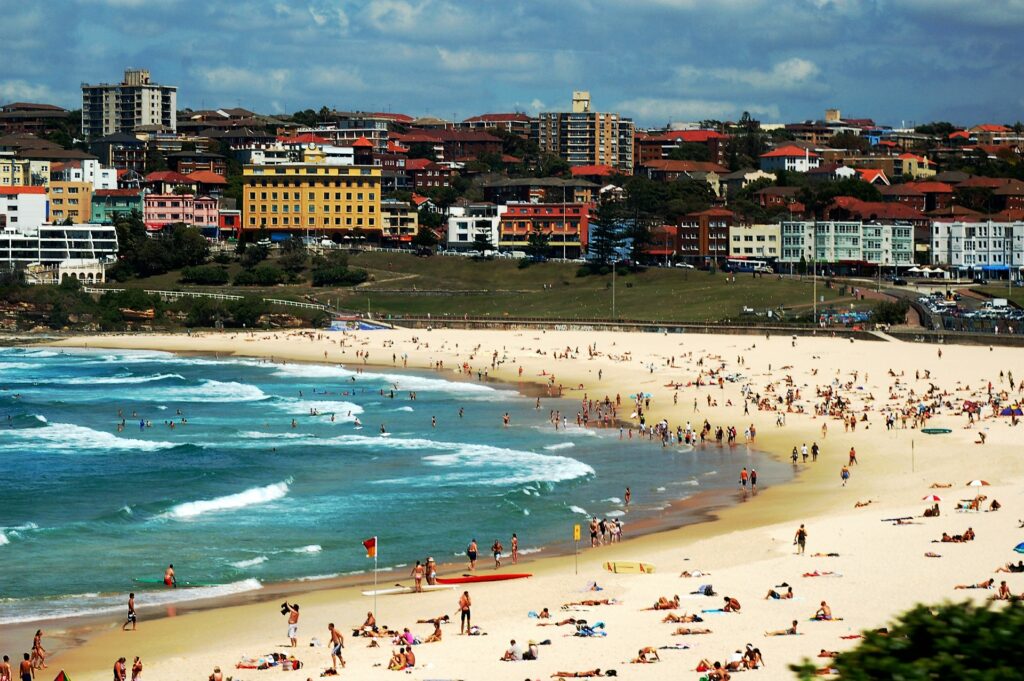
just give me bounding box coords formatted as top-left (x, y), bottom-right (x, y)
top-left (373, 536), bottom-right (378, 622)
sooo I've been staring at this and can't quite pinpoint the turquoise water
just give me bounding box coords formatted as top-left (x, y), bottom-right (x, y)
top-left (0, 346), bottom-right (789, 624)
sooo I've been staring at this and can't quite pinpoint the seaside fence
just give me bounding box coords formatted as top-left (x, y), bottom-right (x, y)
top-left (82, 287), bottom-right (329, 312)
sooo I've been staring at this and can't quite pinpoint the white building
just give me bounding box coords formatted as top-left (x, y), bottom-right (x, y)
top-left (81, 68), bottom-right (177, 139)
top-left (447, 203), bottom-right (506, 250)
top-left (52, 159), bottom-right (117, 190)
top-left (780, 220), bottom-right (914, 268)
top-left (1, 223), bottom-right (118, 267)
top-left (930, 220), bottom-right (1024, 276)
top-left (759, 145), bottom-right (821, 173)
top-left (0, 186), bottom-right (49, 228)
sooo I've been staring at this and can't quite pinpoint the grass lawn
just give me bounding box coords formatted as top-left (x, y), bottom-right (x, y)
top-left (976, 285), bottom-right (1024, 309)
top-left (111, 251), bottom-right (853, 323)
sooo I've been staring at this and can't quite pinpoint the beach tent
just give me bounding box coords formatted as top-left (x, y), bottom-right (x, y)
top-left (1015, 542), bottom-right (1024, 554)
top-left (999, 406), bottom-right (1023, 416)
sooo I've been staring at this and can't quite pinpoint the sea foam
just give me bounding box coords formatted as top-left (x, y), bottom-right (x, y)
top-left (163, 480), bottom-right (291, 520)
top-left (0, 422), bottom-right (176, 453)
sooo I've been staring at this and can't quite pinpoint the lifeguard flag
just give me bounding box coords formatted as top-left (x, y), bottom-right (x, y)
top-left (363, 536), bottom-right (377, 558)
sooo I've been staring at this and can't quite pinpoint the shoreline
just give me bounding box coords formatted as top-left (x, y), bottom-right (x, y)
top-left (8, 327), bottom-right (1023, 680)
top-left (0, 344), bottom-right (788, 637)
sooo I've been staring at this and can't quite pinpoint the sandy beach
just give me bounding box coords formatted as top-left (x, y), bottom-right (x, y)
top-left (15, 328), bottom-right (1024, 680)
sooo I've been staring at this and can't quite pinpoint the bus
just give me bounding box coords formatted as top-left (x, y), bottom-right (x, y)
top-left (726, 258), bottom-right (773, 274)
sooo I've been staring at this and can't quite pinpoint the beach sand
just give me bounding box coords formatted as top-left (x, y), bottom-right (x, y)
top-left (20, 328), bottom-right (1024, 680)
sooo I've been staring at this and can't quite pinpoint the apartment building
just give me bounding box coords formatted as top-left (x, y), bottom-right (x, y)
top-left (47, 181), bottom-right (93, 224)
top-left (381, 199), bottom-right (419, 244)
top-left (91, 188), bottom-right (145, 225)
top-left (930, 220), bottom-right (1024, 273)
top-left (678, 208), bottom-right (736, 264)
top-left (532, 91), bottom-right (634, 174)
top-left (242, 164), bottom-right (382, 236)
top-left (143, 193), bottom-right (218, 232)
top-left (0, 152), bottom-right (31, 186)
top-left (729, 223), bottom-right (781, 261)
top-left (460, 113), bottom-right (532, 138)
top-left (634, 129), bottom-right (729, 167)
top-left (0, 222), bottom-right (118, 269)
top-left (81, 69), bottom-right (177, 139)
top-left (498, 202), bottom-right (590, 257)
top-left (447, 203), bottom-right (507, 250)
top-left (50, 158), bottom-right (117, 190)
top-left (780, 220), bottom-right (914, 269)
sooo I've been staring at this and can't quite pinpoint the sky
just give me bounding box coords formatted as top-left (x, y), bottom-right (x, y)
top-left (1, 0), bottom-right (1022, 128)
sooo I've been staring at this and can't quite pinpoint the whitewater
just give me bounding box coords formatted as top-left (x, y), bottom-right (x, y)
top-left (0, 346), bottom-right (788, 625)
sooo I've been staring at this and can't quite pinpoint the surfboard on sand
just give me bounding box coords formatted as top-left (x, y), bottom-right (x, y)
top-left (604, 561), bottom-right (656, 574)
top-left (361, 584), bottom-right (454, 597)
top-left (922, 428), bottom-right (952, 434)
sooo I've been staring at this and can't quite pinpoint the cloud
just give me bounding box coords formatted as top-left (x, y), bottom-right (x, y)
top-left (193, 66), bottom-right (291, 96)
top-left (677, 58), bottom-right (821, 92)
top-left (616, 97), bottom-right (780, 122)
top-left (0, 80), bottom-right (57, 103)
top-left (436, 48), bottom-right (540, 72)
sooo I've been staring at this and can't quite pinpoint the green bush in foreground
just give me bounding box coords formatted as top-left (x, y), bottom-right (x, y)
top-left (180, 265), bottom-right (229, 285)
top-left (791, 601), bottom-right (1024, 680)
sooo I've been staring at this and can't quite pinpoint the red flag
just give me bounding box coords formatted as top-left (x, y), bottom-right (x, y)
top-left (363, 536), bottom-right (377, 559)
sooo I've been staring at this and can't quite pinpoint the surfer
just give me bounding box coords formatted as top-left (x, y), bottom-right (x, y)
top-left (122, 592), bottom-right (137, 631)
top-left (380, 423), bottom-right (387, 435)
top-left (164, 564), bottom-right (176, 588)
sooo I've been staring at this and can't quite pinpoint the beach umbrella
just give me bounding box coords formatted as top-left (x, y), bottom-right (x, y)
top-left (966, 480), bottom-right (990, 487)
top-left (922, 495), bottom-right (942, 502)
top-left (1015, 542), bottom-right (1024, 554)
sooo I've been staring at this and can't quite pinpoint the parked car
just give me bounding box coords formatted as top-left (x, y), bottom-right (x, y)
top-left (973, 277), bottom-right (989, 285)
top-left (892, 277), bottom-right (908, 286)
top-left (674, 262), bottom-right (696, 269)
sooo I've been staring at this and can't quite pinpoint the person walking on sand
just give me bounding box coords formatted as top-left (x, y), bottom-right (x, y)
top-left (492, 539), bottom-right (504, 569)
top-left (328, 623), bottom-right (345, 670)
top-left (795, 524), bottom-right (808, 555)
top-left (848, 447), bottom-right (858, 465)
top-left (411, 561), bottom-right (425, 593)
top-left (740, 467), bottom-right (749, 488)
top-left (457, 591), bottom-right (472, 634)
top-left (841, 465), bottom-right (851, 486)
top-left (30, 630), bottom-right (45, 672)
top-left (113, 657), bottom-right (127, 681)
top-left (511, 533), bottom-right (519, 565)
top-left (750, 469), bottom-right (758, 490)
top-left (18, 654), bottom-right (31, 681)
top-left (467, 539), bottom-right (478, 571)
top-left (122, 592), bottom-right (137, 631)
top-left (1, 655), bottom-right (11, 681)
top-left (284, 601), bottom-right (300, 647)
top-left (131, 656), bottom-right (142, 681)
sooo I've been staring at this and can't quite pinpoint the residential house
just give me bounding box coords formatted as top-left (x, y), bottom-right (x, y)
top-left (186, 170), bottom-right (228, 198)
top-left (90, 132), bottom-right (147, 172)
top-left (143, 171), bottom-right (197, 195)
top-left (404, 158), bottom-right (451, 191)
top-left (756, 186), bottom-right (802, 211)
top-left (721, 168), bottom-right (776, 199)
top-left (167, 150), bottom-right (227, 176)
top-left (634, 129), bottom-right (729, 167)
top-left (50, 159), bottom-right (117, 190)
top-left (759, 145), bottom-right (821, 173)
top-left (460, 113), bottom-right (532, 138)
top-left (878, 184), bottom-right (926, 212)
top-left (896, 153), bottom-right (936, 180)
top-left (805, 164), bottom-right (858, 183)
top-left (482, 177), bottom-right (596, 205)
top-left (570, 165), bottom-right (618, 184)
top-left (638, 159), bottom-right (728, 182)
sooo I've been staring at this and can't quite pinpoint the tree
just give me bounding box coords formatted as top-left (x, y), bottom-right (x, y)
top-left (955, 186), bottom-right (996, 213)
top-left (407, 142), bottom-right (437, 160)
top-left (471, 231), bottom-right (493, 253)
top-left (536, 154), bottom-right (571, 178)
top-left (526, 227), bottom-right (551, 260)
top-left (277, 237), bottom-right (308, 275)
top-left (240, 243), bottom-right (269, 269)
top-left (168, 224), bottom-right (210, 267)
top-left (667, 143), bottom-right (710, 162)
top-left (872, 299), bottom-right (909, 325)
top-left (588, 200), bottom-right (625, 265)
top-left (792, 601), bottom-right (1024, 680)
top-left (412, 227), bottom-right (438, 248)
top-left (828, 131), bottom-right (870, 153)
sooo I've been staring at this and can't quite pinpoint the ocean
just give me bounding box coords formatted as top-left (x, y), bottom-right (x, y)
top-left (0, 345), bottom-right (789, 625)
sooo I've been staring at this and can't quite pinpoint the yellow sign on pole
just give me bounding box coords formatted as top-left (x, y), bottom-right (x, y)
top-left (573, 524), bottom-right (581, 542)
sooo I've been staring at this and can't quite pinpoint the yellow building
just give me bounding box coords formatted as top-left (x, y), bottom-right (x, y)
top-left (242, 164), bottom-right (381, 234)
top-left (47, 181), bottom-right (93, 224)
top-left (729, 223), bottom-right (781, 261)
top-left (381, 199), bottom-right (419, 244)
top-left (0, 153), bottom-right (31, 186)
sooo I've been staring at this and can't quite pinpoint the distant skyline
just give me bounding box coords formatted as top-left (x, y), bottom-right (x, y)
top-left (2, 0), bottom-right (1022, 127)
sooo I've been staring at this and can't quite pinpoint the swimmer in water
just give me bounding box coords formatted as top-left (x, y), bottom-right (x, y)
top-left (164, 564), bottom-right (176, 588)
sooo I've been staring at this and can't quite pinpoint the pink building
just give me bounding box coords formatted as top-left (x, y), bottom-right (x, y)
top-left (144, 193), bottom-right (218, 232)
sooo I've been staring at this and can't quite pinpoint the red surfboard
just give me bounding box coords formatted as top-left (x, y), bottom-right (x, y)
top-left (435, 573), bottom-right (532, 584)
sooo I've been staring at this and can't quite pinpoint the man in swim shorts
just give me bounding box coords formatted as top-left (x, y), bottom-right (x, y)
top-left (284, 602), bottom-right (300, 647)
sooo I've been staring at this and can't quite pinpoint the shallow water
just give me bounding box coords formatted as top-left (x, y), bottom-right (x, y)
top-left (0, 346), bottom-right (789, 624)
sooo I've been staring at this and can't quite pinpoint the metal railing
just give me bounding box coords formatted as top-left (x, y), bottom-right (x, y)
top-left (82, 287), bottom-right (328, 311)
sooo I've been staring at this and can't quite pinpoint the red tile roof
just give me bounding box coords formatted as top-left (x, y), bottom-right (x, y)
top-left (910, 181), bottom-right (954, 193)
top-left (829, 196), bottom-right (924, 221)
top-left (687, 207), bottom-right (734, 217)
top-left (351, 137), bottom-right (374, 148)
top-left (186, 170), bottom-right (227, 185)
top-left (957, 176), bottom-right (1008, 189)
top-left (972, 124), bottom-right (1011, 133)
top-left (948, 130), bottom-right (971, 140)
top-left (463, 113), bottom-right (531, 123)
top-left (642, 159), bottom-right (729, 173)
top-left (277, 133), bottom-right (331, 145)
top-left (94, 188), bottom-right (143, 197)
top-left (410, 193), bottom-right (432, 206)
top-left (761, 145), bottom-right (819, 158)
top-left (570, 164), bottom-right (616, 177)
top-left (145, 171), bottom-right (194, 184)
top-left (368, 112), bottom-right (414, 124)
top-left (640, 130), bottom-right (727, 143)
top-left (386, 140), bottom-right (409, 154)
top-left (405, 158), bottom-right (440, 171)
top-left (856, 168), bottom-right (889, 184)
